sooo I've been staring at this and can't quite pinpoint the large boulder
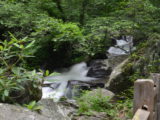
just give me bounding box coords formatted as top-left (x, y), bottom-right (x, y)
top-left (105, 58), bottom-right (129, 92)
top-left (38, 99), bottom-right (72, 120)
top-left (108, 55), bottom-right (128, 68)
top-left (0, 99), bottom-right (71, 120)
top-left (86, 88), bottom-right (115, 99)
top-left (105, 39), bottom-right (160, 93)
top-left (87, 59), bottom-right (112, 78)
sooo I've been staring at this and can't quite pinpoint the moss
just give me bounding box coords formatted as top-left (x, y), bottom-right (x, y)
top-left (122, 63), bottom-right (133, 74)
top-left (117, 37), bottom-right (160, 99)
top-left (112, 40), bottom-right (150, 96)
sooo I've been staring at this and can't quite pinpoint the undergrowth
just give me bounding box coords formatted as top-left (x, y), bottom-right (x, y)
top-left (77, 89), bottom-right (133, 120)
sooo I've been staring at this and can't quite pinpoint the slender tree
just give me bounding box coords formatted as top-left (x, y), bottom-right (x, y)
top-left (55, 0), bottom-right (66, 21)
top-left (79, 0), bottom-right (88, 25)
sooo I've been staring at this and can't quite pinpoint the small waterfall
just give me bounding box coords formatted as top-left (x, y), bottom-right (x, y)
top-left (42, 62), bottom-right (96, 102)
top-left (42, 36), bottom-right (134, 102)
top-left (107, 36), bottom-right (134, 56)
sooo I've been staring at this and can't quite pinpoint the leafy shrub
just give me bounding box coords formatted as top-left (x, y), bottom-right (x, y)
top-left (0, 34), bottom-right (42, 103)
top-left (28, 16), bottom-right (87, 67)
top-left (77, 89), bottom-right (133, 119)
top-left (114, 99), bottom-right (133, 120)
top-left (0, 0), bottom-right (88, 68)
top-left (77, 90), bottom-right (113, 115)
top-left (32, 17), bottom-right (85, 54)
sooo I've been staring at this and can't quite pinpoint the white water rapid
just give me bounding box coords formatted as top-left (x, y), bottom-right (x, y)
top-left (108, 36), bottom-right (134, 56)
top-left (42, 62), bottom-right (96, 102)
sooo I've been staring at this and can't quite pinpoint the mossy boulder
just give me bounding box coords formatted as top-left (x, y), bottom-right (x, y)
top-left (106, 37), bottom-right (160, 94)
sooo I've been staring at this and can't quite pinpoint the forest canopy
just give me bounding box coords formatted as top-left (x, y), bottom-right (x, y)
top-left (0, 0), bottom-right (160, 68)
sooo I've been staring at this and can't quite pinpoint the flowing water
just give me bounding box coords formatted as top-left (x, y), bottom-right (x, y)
top-left (42, 62), bottom-right (96, 102)
top-left (42, 36), bottom-right (134, 102)
top-left (108, 36), bottom-right (133, 56)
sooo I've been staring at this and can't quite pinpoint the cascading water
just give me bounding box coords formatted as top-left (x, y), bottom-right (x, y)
top-left (107, 36), bottom-right (134, 56)
top-left (42, 36), bottom-right (134, 102)
top-left (42, 62), bottom-right (96, 102)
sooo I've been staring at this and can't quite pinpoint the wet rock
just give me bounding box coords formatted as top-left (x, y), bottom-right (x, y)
top-left (108, 55), bottom-right (128, 68)
top-left (87, 59), bottom-right (112, 78)
top-left (39, 99), bottom-right (71, 120)
top-left (0, 101), bottom-right (69, 120)
top-left (43, 80), bottom-right (106, 100)
top-left (65, 80), bottom-right (106, 99)
top-left (105, 58), bottom-right (129, 92)
top-left (43, 61), bottom-right (112, 101)
top-left (68, 80), bottom-right (105, 89)
top-left (105, 39), bottom-right (160, 93)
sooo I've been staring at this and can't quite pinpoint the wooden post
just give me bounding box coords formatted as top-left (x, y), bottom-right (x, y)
top-left (132, 109), bottom-right (150, 120)
top-left (133, 79), bottom-right (156, 120)
top-left (151, 73), bottom-right (160, 120)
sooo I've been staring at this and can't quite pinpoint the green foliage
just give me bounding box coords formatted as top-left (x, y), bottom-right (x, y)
top-left (23, 101), bottom-right (42, 112)
top-left (148, 59), bottom-right (160, 73)
top-left (77, 90), bottom-right (112, 114)
top-left (120, 34), bottom-right (160, 98)
top-left (1, 0), bottom-right (160, 68)
top-left (32, 17), bottom-right (84, 53)
top-left (0, 33), bottom-right (34, 68)
top-left (84, 17), bottom-right (138, 56)
top-left (120, 0), bottom-right (160, 40)
top-left (0, 35), bottom-right (42, 103)
top-left (0, 0), bottom-right (41, 37)
top-left (29, 16), bottom-right (90, 67)
top-left (77, 89), bottom-right (133, 119)
top-left (0, 67), bottom-right (41, 102)
top-left (0, 0), bottom-right (89, 67)
top-left (44, 70), bottom-right (60, 77)
top-left (114, 99), bottom-right (133, 120)
top-left (56, 0), bottom-right (127, 23)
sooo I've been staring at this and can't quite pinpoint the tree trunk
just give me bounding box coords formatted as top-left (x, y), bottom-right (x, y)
top-left (79, 0), bottom-right (88, 25)
top-left (55, 0), bottom-right (66, 21)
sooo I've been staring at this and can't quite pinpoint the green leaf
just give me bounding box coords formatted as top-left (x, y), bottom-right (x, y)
top-left (0, 69), bottom-right (5, 74)
top-left (20, 45), bottom-right (24, 49)
top-left (29, 101), bottom-right (36, 108)
top-left (25, 40), bottom-right (35, 49)
top-left (11, 67), bottom-right (21, 75)
top-left (49, 72), bottom-right (60, 76)
top-left (13, 43), bottom-right (20, 48)
top-left (4, 90), bottom-right (9, 97)
top-left (9, 32), bottom-right (18, 42)
top-left (0, 46), bottom-right (3, 50)
top-left (31, 70), bottom-right (36, 76)
top-left (45, 70), bottom-right (49, 76)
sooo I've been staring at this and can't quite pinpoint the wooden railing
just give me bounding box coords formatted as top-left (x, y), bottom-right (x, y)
top-left (132, 73), bottom-right (160, 120)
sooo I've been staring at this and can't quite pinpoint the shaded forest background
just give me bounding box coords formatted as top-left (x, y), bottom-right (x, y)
top-left (1, 0), bottom-right (160, 70)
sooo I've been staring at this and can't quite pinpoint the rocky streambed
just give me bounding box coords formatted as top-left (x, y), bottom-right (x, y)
top-left (42, 36), bottom-right (133, 102)
top-left (0, 36), bottom-right (135, 120)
